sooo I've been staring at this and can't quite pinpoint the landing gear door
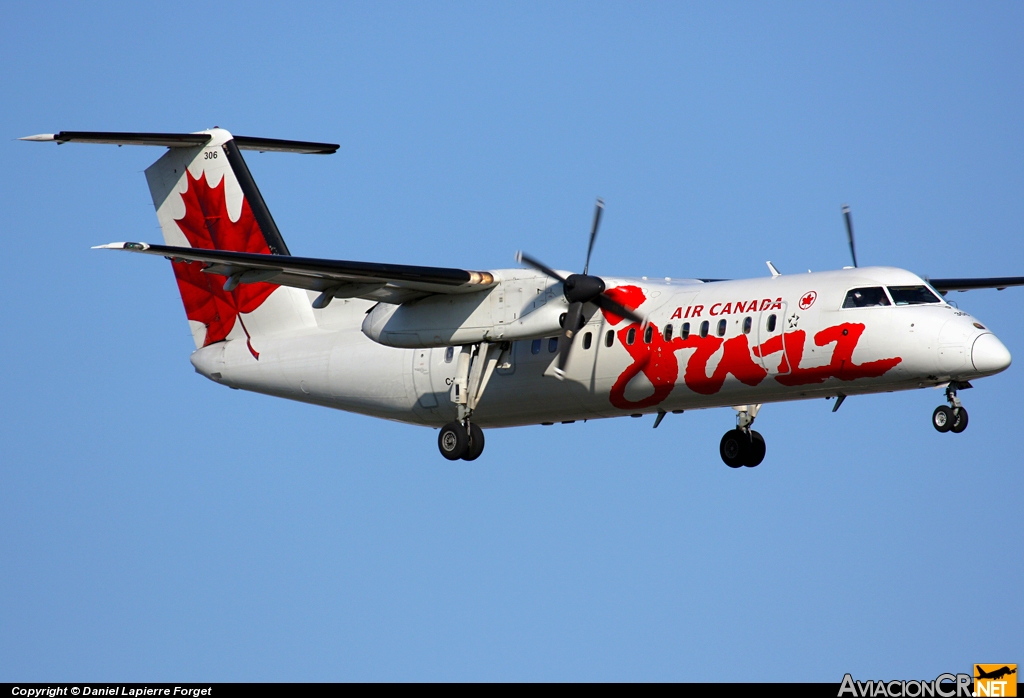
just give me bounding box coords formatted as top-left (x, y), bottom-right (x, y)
top-left (757, 301), bottom-right (789, 375)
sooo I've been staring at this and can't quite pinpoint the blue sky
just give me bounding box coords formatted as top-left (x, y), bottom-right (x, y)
top-left (1, 1), bottom-right (1021, 681)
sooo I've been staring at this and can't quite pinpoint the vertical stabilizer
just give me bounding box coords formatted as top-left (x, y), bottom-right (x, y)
top-left (22, 128), bottom-right (339, 356)
top-left (143, 128), bottom-right (313, 353)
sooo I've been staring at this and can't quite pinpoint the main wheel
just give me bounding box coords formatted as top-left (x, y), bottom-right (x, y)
top-left (462, 423), bottom-right (485, 461)
top-left (932, 405), bottom-right (953, 433)
top-left (950, 406), bottom-right (969, 433)
top-left (438, 422), bottom-right (469, 460)
top-left (745, 431), bottom-right (766, 467)
top-left (720, 429), bottom-right (749, 468)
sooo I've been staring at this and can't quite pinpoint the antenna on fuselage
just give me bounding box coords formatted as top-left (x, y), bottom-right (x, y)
top-left (842, 204), bottom-right (859, 268)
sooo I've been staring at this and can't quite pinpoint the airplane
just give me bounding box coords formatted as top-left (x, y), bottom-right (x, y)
top-left (21, 127), bottom-right (1024, 466)
top-left (976, 667), bottom-right (1016, 681)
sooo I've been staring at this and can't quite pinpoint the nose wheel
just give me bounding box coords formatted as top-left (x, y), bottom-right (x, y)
top-left (720, 404), bottom-right (766, 468)
top-left (438, 421), bottom-right (486, 461)
top-left (932, 384), bottom-right (969, 434)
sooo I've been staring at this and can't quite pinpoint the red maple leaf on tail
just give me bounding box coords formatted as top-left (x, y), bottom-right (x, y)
top-left (171, 169), bottom-right (278, 358)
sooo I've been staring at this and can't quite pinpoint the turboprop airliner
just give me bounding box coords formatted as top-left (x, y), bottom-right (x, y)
top-left (23, 128), bottom-right (1022, 466)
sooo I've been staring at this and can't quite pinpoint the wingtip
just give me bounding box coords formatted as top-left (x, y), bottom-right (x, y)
top-left (515, 250), bottom-right (523, 264)
top-left (19, 133), bottom-right (56, 142)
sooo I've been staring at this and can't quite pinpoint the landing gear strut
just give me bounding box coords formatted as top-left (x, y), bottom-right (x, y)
top-left (436, 342), bottom-right (506, 461)
top-left (932, 383), bottom-right (969, 434)
top-left (720, 404), bottom-right (766, 468)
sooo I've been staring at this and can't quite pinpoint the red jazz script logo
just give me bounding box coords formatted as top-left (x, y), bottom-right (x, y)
top-left (799, 291), bottom-right (817, 310)
top-left (602, 286), bottom-right (901, 409)
top-left (171, 169), bottom-right (278, 358)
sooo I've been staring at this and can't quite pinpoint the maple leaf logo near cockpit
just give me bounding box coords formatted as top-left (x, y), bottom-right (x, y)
top-left (171, 169), bottom-right (278, 358)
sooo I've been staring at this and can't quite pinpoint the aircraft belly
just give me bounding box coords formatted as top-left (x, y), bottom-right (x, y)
top-left (327, 332), bottom-right (420, 418)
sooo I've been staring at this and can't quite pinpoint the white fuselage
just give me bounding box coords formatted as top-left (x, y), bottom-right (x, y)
top-left (189, 266), bottom-right (1011, 428)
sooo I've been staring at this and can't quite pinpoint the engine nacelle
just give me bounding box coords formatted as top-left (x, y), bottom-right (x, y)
top-left (361, 273), bottom-right (568, 348)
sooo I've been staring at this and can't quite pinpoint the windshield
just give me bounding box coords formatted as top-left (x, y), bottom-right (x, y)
top-left (842, 287), bottom-right (891, 308)
top-left (887, 285), bottom-right (942, 305)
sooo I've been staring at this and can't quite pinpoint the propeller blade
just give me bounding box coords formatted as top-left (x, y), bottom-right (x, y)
top-left (842, 204), bottom-right (858, 268)
top-left (516, 251), bottom-right (566, 282)
top-left (593, 293), bottom-right (645, 325)
top-left (555, 301), bottom-right (585, 379)
top-left (583, 198), bottom-right (604, 275)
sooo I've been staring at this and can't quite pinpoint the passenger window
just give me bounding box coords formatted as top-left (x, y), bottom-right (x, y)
top-left (767, 314), bottom-right (777, 333)
top-left (887, 285), bottom-right (942, 305)
top-left (605, 330), bottom-right (614, 347)
top-left (681, 322), bottom-right (690, 340)
top-left (626, 328), bottom-right (636, 345)
top-left (644, 325), bottom-right (653, 344)
top-left (531, 339), bottom-right (541, 354)
top-left (843, 287), bottom-right (891, 308)
top-left (717, 319), bottom-right (727, 337)
top-left (664, 323), bottom-right (673, 341)
top-left (699, 320), bottom-right (709, 338)
top-left (582, 332), bottom-right (592, 350)
top-left (444, 346), bottom-right (455, 363)
top-left (743, 317), bottom-right (752, 334)
top-left (548, 337), bottom-right (558, 353)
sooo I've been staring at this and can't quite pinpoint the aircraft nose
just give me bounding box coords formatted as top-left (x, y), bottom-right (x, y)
top-left (972, 333), bottom-right (1012, 375)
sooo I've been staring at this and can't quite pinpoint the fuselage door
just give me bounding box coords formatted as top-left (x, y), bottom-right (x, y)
top-left (413, 348), bottom-right (437, 408)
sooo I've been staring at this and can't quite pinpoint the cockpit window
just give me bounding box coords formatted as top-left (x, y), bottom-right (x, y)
top-left (842, 287), bottom-right (891, 308)
top-left (887, 285), bottom-right (942, 305)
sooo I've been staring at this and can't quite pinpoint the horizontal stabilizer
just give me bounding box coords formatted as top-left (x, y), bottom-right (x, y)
top-left (20, 131), bottom-right (339, 154)
top-left (96, 242), bottom-right (497, 305)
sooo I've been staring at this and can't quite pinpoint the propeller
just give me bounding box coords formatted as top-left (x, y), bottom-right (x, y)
top-left (517, 198), bottom-right (645, 379)
top-left (842, 204), bottom-right (858, 268)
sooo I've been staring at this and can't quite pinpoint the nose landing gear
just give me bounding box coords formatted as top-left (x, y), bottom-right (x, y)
top-left (720, 404), bottom-right (766, 468)
top-left (932, 383), bottom-right (969, 434)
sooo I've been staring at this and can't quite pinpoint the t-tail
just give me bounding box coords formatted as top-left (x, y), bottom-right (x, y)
top-left (21, 129), bottom-right (338, 357)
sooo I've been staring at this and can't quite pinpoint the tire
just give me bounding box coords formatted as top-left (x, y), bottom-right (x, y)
top-left (950, 407), bottom-right (969, 434)
top-left (932, 405), bottom-right (953, 433)
top-left (462, 423), bottom-right (486, 461)
top-left (720, 429), bottom-right (749, 468)
top-left (438, 422), bottom-right (469, 460)
top-left (745, 431), bottom-right (766, 467)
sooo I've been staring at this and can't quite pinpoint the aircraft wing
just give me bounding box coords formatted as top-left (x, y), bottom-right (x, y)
top-left (928, 276), bottom-right (1024, 293)
top-left (96, 242), bottom-right (496, 304)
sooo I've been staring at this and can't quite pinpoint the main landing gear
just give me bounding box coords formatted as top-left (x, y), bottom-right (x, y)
top-left (932, 383), bottom-right (970, 434)
top-left (435, 341), bottom-right (508, 461)
top-left (438, 421), bottom-right (485, 461)
top-left (720, 404), bottom-right (766, 468)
